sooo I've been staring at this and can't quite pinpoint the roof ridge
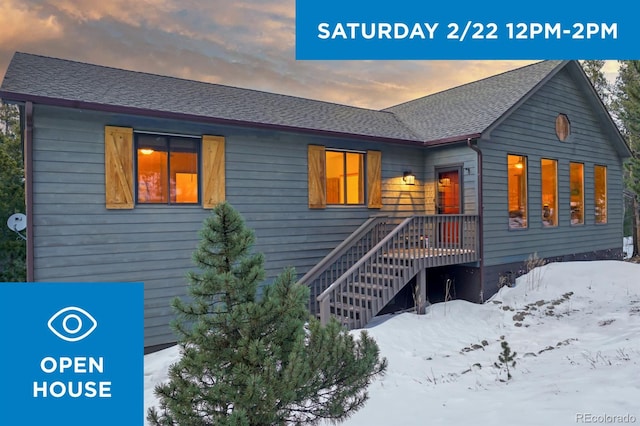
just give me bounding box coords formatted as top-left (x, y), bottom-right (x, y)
top-left (11, 51), bottom-right (385, 113)
top-left (3, 51), bottom-right (423, 142)
top-left (379, 60), bottom-right (567, 142)
top-left (382, 60), bottom-right (559, 111)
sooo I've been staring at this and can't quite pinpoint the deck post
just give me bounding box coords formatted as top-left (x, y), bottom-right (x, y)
top-left (416, 269), bottom-right (427, 315)
top-left (319, 298), bottom-right (330, 325)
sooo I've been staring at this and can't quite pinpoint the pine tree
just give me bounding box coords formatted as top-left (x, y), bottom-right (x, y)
top-left (148, 202), bottom-right (387, 426)
top-left (0, 101), bottom-right (25, 281)
top-left (494, 339), bottom-right (517, 381)
top-left (612, 61), bottom-right (640, 257)
top-left (580, 60), bottom-right (612, 106)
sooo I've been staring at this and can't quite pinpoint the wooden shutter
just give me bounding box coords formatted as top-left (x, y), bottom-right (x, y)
top-left (105, 126), bottom-right (134, 209)
top-left (308, 145), bottom-right (326, 209)
top-left (202, 135), bottom-right (225, 208)
top-left (367, 150), bottom-right (382, 209)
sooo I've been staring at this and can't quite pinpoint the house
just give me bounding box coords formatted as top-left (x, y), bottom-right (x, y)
top-left (1, 53), bottom-right (630, 349)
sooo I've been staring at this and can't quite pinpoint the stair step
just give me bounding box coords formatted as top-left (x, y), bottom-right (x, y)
top-left (340, 292), bottom-right (378, 304)
top-left (374, 255), bottom-right (414, 262)
top-left (348, 284), bottom-right (387, 298)
top-left (357, 272), bottom-right (403, 282)
top-left (329, 304), bottom-right (371, 328)
top-left (330, 302), bottom-right (363, 320)
top-left (371, 260), bottom-right (414, 269)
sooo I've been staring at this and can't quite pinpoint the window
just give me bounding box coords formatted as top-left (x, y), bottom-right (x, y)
top-left (325, 150), bottom-right (365, 205)
top-left (308, 145), bottom-right (381, 209)
top-left (541, 159), bottom-right (558, 227)
top-left (508, 155), bottom-right (527, 229)
top-left (105, 127), bottom-right (224, 209)
top-left (569, 162), bottom-right (584, 225)
top-left (594, 165), bottom-right (607, 224)
top-left (136, 134), bottom-right (199, 204)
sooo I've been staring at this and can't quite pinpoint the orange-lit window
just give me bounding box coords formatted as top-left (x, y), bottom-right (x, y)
top-left (508, 155), bottom-right (527, 228)
top-left (594, 165), bottom-right (607, 224)
top-left (541, 159), bottom-right (558, 227)
top-left (326, 150), bottom-right (364, 205)
top-left (569, 162), bottom-right (584, 225)
top-left (136, 134), bottom-right (199, 204)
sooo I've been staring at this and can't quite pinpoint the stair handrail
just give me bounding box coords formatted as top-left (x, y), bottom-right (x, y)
top-left (317, 214), bottom-right (480, 327)
top-left (296, 214), bottom-right (390, 287)
top-left (317, 215), bottom-right (415, 305)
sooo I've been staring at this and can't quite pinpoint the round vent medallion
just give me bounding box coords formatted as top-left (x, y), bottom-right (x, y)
top-left (555, 114), bottom-right (570, 141)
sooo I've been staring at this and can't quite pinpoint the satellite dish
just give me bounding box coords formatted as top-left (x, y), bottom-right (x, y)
top-left (7, 213), bottom-right (27, 232)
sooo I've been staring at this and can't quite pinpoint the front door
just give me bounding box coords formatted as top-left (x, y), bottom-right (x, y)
top-left (436, 168), bottom-right (462, 245)
top-left (437, 169), bottom-right (461, 215)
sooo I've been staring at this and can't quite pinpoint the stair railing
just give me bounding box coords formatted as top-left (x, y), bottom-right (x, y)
top-left (317, 214), bottom-right (479, 328)
top-left (296, 215), bottom-right (394, 315)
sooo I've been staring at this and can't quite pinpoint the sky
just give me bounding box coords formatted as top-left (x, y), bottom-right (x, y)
top-left (145, 251), bottom-right (640, 425)
top-left (0, 0), bottom-right (621, 110)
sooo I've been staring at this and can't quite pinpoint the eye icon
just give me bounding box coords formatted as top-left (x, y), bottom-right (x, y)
top-left (47, 307), bottom-right (98, 342)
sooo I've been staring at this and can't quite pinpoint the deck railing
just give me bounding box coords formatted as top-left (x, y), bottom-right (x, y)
top-left (316, 214), bottom-right (479, 329)
top-left (296, 215), bottom-right (397, 316)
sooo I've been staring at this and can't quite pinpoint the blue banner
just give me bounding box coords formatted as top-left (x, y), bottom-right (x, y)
top-left (0, 282), bottom-right (143, 426)
top-left (296, 0), bottom-right (638, 59)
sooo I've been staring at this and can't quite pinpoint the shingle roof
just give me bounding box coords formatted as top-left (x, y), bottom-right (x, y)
top-left (0, 53), bottom-right (564, 144)
top-left (383, 60), bottom-right (564, 142)
top-left (0, 52), bottom-right (420, 142)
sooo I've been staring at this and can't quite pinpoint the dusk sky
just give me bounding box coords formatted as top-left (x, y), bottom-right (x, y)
top-left (0, 0), bottom-right (620, 110)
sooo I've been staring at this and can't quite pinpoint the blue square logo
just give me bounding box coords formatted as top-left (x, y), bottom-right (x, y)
top-left (0, 283), bottom-right (143, 426)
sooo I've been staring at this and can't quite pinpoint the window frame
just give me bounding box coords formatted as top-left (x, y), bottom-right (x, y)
top-left (324, 148), bottom-right (366, 207)
top-left (134, 131), bottom-right (201, 206)
top-left (569, 162), bottom-right (585, 226)
top-left (594, 164), bottom-right (608, 224)
top-left (507, 154), bottom-right (528, 230)
top-left (540, 158), bottom-right (558, 228)
top-left (435, 164), bottom-right (464, 215)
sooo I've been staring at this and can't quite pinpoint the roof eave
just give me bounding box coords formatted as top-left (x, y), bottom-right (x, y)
top-left (564, 62), bottom-right (632, 159)
top-left (0, 90), bottom-right (424, 147)
top-left (481, 60), bottom-right (569, 140)
top-left (479, 61), bottom-right (632, 159)
top-left (422, 133), bottom-right (481, 147)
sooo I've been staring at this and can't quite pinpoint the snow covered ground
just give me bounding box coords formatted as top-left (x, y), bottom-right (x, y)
top-left (144, 260), bottom-right (640, 425)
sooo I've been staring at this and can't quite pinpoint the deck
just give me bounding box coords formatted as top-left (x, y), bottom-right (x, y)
top-left (384, 247), bottom-right (476, 261)
top-left (298, 214), bottom-right (479, 329)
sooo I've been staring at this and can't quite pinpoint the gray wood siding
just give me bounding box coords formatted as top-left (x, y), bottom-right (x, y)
top-left (30, 105), bottom-right (426, 347)
top-left (424, 145), bottom-right (478, 214)
top-left (479, 68), bottom-right (625, 268)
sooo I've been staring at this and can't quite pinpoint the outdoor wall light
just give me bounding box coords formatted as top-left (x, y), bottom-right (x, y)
top-left (403, 171), bottom-right (416, 185)
top-left (140, 149), bottom-right (154, 155)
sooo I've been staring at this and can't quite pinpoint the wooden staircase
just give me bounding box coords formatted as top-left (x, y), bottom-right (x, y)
top-left (328, 254), bottom-right (413, 328)
top-left (298, 215), bottom-right (479, 329)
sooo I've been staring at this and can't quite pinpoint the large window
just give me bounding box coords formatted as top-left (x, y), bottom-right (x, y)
top-left (594, 165), bottom-right (607, 224)
top-left (136, 134), bottom-right (199, 204)
top-left (325, 150), bottom-right (364, 205)
top-left (541, 159), bottom-right (558, 227)
top-left (508, 154), bottom-right (527, 228)
top-left (569, 162), bottom-right (584, 225)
